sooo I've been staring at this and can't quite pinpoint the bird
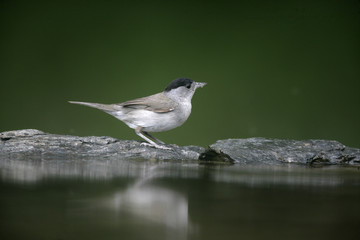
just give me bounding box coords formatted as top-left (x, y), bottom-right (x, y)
top-left (69, 78), bottom-right (207, 150)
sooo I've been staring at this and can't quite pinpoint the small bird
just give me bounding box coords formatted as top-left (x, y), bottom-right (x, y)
top-left (69, 78), bottom-right (207, 149)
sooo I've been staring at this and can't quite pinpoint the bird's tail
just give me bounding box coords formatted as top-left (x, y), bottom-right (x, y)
top-left (69, 101), bottom-right (118, 112)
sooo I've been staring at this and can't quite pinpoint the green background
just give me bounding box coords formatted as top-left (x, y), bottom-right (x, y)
top-left (1, 0), bottom-right (359, 148)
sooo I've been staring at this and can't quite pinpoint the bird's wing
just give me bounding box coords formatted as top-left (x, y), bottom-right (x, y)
top-left (118, 92), bottom-right (177, 113)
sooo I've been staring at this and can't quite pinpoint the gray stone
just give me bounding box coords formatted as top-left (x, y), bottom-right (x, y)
top-left (200, 138), bottom-right (360, 165)
top-left (1, 129), bottom-right (359, 166)
top-left (0, 129), bottom-right (204, 161)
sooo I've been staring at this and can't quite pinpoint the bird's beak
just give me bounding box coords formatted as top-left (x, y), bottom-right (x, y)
top-left (195, 82), bottom-right (207, 89)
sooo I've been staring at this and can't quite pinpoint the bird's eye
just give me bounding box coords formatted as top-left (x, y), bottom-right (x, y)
top-left (186, 84), bottom-right (191, 89)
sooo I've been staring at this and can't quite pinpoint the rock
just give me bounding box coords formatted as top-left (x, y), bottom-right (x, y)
top-left (1, 129), bottom-right (359, 166)
top-left (200, 138), bottom-right (360, 165)
top-left (0, 129), bottom-right (204, 161)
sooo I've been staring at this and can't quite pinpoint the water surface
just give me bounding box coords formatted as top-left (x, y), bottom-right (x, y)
top-left (1, 158), bottom-right (359, 240)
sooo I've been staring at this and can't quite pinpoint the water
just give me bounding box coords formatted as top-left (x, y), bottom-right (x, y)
top-left (1, 158), bottom-right (360, 240)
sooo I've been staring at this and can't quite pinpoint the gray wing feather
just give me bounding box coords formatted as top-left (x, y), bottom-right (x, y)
top-left (118, 93), bottom-right (177, 113)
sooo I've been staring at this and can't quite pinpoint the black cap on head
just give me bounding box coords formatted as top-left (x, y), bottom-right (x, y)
top-left (164, 78), bottom-right (193, 92)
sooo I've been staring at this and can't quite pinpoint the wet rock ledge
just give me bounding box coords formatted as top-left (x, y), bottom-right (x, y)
top-left (0, 129), bottom-right (359, 166)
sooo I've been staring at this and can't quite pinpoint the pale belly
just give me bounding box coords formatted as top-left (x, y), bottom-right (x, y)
top-left (112, 104), bottom-right (192, 132)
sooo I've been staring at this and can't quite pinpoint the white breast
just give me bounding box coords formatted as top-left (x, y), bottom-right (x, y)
top-left (112, 102), bottom-right (192, 133)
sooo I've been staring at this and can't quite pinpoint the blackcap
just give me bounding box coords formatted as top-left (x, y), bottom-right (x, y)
top-left (69, 78), bottom-right (207, 149)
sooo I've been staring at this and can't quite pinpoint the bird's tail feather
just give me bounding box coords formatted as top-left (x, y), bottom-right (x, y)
top-left (69, 101), bottom-right (118, 112)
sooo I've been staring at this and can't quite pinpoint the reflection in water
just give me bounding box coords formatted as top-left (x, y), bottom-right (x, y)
top-left (1, 158), bottom-right (358, 188)
top-left (0, 158), bottom-right (192, 239)
top-left (0, 158), bottom-right (198, 184)
top-left (1, 157), bottom-right (360, 240)
top-left (111, 184), bottom-right (189, 239)
top-left (67, 165), bottom-right (192, 240)
top-left (112, 166), bottom-right (189, 231)
top-left (112, 185), bottom-right (189, 230)
top-left (211, 165), bottom-right (351, 187)
top-left (109, 165), bottom-right (189, 239)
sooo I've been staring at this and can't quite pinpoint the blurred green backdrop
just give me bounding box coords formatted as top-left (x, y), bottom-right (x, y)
top-left (1, 0), bottom-right (359, 147)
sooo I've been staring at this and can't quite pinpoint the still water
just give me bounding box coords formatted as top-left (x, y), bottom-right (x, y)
top-left (1, 158), bottom-right (359, 240)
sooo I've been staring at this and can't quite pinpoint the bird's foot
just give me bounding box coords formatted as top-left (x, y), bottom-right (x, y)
top-left (140, 142), bottom-right (172, 150)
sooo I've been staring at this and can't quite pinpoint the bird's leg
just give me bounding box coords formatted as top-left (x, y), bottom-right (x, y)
top-left (135, 127), bottom-right (171, 150)
top-left (143, 131), bottom-right (165, 145)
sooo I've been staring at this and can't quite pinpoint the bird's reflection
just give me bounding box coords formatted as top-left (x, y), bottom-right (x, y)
top-left (109, 166), bottom-right (189, 232)
top-left (112, 184), bottom-right (189, 229)
top-left (0, 158), bottom-right (192, 239)
top-left (101, 165), bottom-right (191, 239)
